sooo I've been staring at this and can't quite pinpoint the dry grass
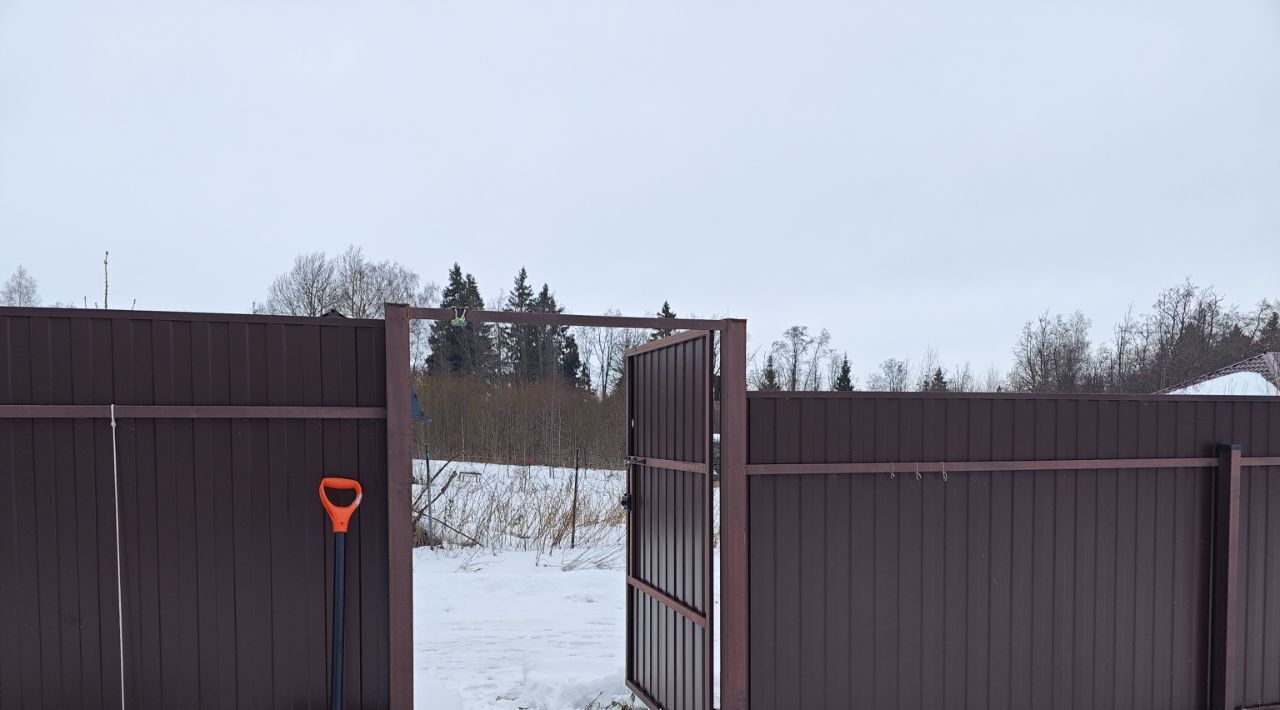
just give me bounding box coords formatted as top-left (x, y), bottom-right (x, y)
top-left (412, 461), bottom-right (628, 560)
top-left (583, 694), bottom-right (639, 709)
top-left (411, 459), bottom-right (722, 574)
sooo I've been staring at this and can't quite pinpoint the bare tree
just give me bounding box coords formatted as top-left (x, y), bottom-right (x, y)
top-left (577, 309), bottom-right (624, 398)
top-left (801, 329), bottom-right (833, 390)
top-left (1009, 311), bottom-right (1092, 392)
top-left (333, 246), bottom-right (425, 319)
top-left (408, 282), bottom-right (441, 369)
top-left (261, 252), bottom-right (339, 316)
top-left (949, 361), bottom-right (976, 392)
top-left (261, 246), bottom-right (431, 319)
top-left (772, 325), bottom-right (816, 391)
top-left (980, 364), bottom-right (1006, 392)
top-left (260, 247), bottom-right (438, 368)
top-left (866, 358), bottom-right (911, 391)
top-left (606, 325), bottom-right (649, 393)
top-left (1101, 305), bottom-right (1143, 391)
top-left (1, 266), bottom-right (40, 307)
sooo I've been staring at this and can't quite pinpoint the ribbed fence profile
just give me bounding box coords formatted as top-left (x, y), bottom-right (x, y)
top-left (744, 392), bottom-right (1280, 710)
top-left (0, 308), bottom-right (392, 709)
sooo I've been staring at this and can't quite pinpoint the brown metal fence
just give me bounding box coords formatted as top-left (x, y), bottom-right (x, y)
top-left (743, 392), bottom-right (1280, 710)
top-left (0, 308), bottom-right (394, 709)
top-left (16, 305), bottom-right (1280, 710)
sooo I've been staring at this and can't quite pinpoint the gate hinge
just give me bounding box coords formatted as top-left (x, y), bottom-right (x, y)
top-left (624, 456), bottom-right (646, 467)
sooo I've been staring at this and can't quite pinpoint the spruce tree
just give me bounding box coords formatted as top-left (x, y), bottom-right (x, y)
top-left (925, 367), bottom-right (949, 392)
top-left (651, 301), bottom-right (677, 340)
top-left (426, 264), bottom-right (495, 377)
top-left (531, 284), bottom-right (566, 379)
top-left (559, 333), bottom-right (590, 389)
top-left (833, 354), bottom-right (854, 391)
top-left (760, 354), bottom-right (781, 391)
top-left (502, 268), bottom-right (536, 380)
top-left (1261, 311), bottom-right (1280, 351)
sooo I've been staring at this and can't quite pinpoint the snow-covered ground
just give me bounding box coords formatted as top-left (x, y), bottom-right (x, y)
top-left (412, 546), bottom-right (721, 710)
top-left (410, 460), bottom-right (720, 708)
top-left (1168, 371), bottom-right (1280, 396)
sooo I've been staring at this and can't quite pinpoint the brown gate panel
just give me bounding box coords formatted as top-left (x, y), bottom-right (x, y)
top-left (744, 393), bottom-right (1280, 710)
top-left (0, 308), bottom-right (392, 710)
top-left (626, 331), bottom-right (714, 710)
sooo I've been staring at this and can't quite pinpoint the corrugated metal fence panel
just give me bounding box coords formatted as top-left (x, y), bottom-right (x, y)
top-left (0, 310), bottom-right (389, 710)
top-left (1239, 462), bottom-right (1280, 708)
top-left (746, 393), bottom-right (1280, 710)
top-left (627, 333), bottom-right (712, 710)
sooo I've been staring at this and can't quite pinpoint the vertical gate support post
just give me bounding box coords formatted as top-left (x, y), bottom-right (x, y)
top-left (720, 319), bottom-right (749, 710)
top-left (1209, 442), bottom-right (1242, 710)
top-left (384, 303), bottom-right (413, 709)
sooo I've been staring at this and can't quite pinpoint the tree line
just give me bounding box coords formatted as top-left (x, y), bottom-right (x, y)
top-left (253, 248), bottom-right (687, 464)
top-left (6, 253), bottom-right (1278, 405)
top-left (746, 281), bottom-right (1278, 395)
top-left (1005, 280), bottom-right (1279, 393)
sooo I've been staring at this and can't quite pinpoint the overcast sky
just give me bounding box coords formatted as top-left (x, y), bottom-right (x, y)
top-left (2, 0), bottom-right (1277, 378)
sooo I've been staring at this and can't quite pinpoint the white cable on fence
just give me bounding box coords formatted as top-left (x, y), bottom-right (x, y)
top-left (110, 404), bottom-right (126, 710)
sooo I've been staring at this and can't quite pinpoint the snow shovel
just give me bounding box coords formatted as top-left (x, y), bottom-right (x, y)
top-left (318, 477), bottom-right (363, 710)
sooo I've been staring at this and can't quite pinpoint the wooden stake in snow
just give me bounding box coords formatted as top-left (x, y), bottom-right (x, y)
top-left (570, 448), bottom-right (581, 549)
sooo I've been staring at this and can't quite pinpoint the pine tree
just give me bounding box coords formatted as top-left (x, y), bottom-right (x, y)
top-left (501, 268), bottom-right (537, 380)
top-left (427, 264), bottom-right (495, 377)
top-left (651, 301), bottom-right (677, 340)
top-left (760, 354), bottom-right (781, 391)
top-left (833, 354), bottom-right (854, 391)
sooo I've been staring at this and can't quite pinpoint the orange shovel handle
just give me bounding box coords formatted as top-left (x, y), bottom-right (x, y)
top-left (318, 477), bottom-right (363, 533)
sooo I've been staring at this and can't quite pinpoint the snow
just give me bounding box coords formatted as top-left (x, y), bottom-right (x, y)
top-left (412, 547), bottom-right (721, 710)
top-left (1168, 371), bottom-right (1280, 396)
top-left (409, 460), bottom-right (721, 708)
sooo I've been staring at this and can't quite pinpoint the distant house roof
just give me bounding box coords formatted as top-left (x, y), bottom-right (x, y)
top-left (1158, 352), bottom-right (1280, 395)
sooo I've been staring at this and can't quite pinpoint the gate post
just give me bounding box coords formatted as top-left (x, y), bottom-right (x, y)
top-left (384, 303), bottom-right (413, 709)
top-left (1208, 443), bottom-right (1242, 710)
top-left (720, 319), bottom-right (749, 710)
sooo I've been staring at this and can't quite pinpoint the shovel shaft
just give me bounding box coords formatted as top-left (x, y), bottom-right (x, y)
top-left (330, 531), bottom-right (346, 710)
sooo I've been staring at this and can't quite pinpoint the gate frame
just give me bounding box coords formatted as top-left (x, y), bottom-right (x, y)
top-left (384, 305), bottom-right (749, 710)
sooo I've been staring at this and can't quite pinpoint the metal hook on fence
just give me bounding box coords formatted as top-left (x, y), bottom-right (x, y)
top-left (941, 466), bottom-right (948, 483)
top-left (915, 462), bottom-right (922, 481)
top-left (890, 462), bottom-right (896, 479)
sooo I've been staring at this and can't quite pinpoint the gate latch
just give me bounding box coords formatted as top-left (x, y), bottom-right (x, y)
top-left (619, 493), bottom-right (633, 511)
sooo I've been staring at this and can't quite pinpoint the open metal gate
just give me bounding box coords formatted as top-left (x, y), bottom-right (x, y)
top-left (624, 330), bottom-right (715, 710)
